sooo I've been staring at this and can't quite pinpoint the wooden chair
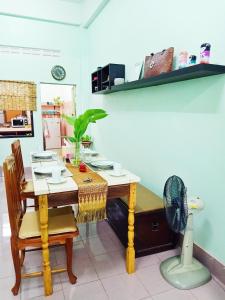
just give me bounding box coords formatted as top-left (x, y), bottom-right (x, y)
top-left (3, 155), bottom-right (79, 296)
top-left (11, 139), bottom-right (37, 211)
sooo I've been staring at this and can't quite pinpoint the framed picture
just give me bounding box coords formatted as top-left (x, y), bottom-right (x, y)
top-left (127, 61), bottom-right (144, 82)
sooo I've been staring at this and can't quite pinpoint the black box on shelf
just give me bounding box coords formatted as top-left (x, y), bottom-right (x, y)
top-left (91, 63), bottom-right (125, 94)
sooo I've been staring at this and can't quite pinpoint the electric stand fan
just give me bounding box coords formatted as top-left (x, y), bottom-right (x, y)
top-left (160, 175), bottom-right (211, 289)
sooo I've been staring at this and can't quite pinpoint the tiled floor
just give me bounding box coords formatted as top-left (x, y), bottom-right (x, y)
top-left (1, 176), bottom-right (225, 299)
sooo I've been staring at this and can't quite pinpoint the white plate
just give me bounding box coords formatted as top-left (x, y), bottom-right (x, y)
top-left (90, 160), bottom-right (114, 168)
top-left (91, 152), bottom-right (98, 157)
top-left (47, 177), bottom-right (67, 184)
top-left (108, 170), bottom-right (127, 177)
top-left (33, 151), bottom-right (56, 158)
top-left (83, 149), bottom-right (98, 156)
top-left (34, 166), bottom-right (65, 175)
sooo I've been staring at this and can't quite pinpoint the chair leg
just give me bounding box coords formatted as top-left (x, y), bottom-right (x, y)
top-left (34, 197), bottom-right (39, 211)
top-left (65, 238), bottom-right (77, 284)
top-left (23, 199), bottom-right (27, 213)
top-left (20, 249), bottom-right (25, 266)
top-left (10, 238), bottom-right (21, 295)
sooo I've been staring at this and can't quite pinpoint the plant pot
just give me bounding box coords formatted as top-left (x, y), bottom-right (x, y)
top-left (81, 141), bottom-right (92, 149)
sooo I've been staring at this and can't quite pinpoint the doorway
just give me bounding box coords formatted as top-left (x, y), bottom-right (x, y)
top-left (40, 83), bottom-right (76, 153)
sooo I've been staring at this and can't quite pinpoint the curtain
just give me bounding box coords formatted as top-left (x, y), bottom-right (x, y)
top-left (0, 80), bottom-right (36, 111)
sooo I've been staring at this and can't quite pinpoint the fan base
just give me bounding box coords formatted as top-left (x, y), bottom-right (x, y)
top-left (160, 255), bottom-right (211, 290)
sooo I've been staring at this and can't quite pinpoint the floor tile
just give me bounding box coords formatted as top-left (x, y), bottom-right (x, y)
top-left (55, 241), bottom-right (89, 266)
top-left (82, 234), bottom-right (123, 257)
top-left (0, 212), bottom-right (11, 239)
top-left (152, 289), bottom-right (195, 300)
top-left (32, 290), bottom-right (65, 300)
top-left (78, 220), bottom-right (114, 239)
top-left (101, 273), bottom-right (149, 300)
top-left (190, 279), bottom-right (225, 300)
top-left (0, 276), bottom-right (21, 300)
top-left (72, 239), bottom-right (90, 257)
top-left (22, 249), bottom-right (57, 271)
top-left (136, 264), bottom-right (173, 296)
top-left (63, 280), bottom-right (108, 300)
top-left (0, 244), bottom-right (57, 279)
top-left (60, 255), bottom-right (98, 287)
top-left (0, 252), bottom-right (15, 279)
top-left (90, 250), bottom-right (126, 279)
top-left (0, 230), bottom-right (10, 251)
top-left (20, 272), bottom-right (62, 300)
top-left (106, 229), bottom-right (124, 250)
top-left (136, 254), bottom-right (160, 270)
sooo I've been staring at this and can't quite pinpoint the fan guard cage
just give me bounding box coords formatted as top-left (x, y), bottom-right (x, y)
top-left (163, 175), bottom-right (188, 233)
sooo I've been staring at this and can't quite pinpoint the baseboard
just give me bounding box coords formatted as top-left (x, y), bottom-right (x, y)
top-left (179, 234), bottom-right (225, 286)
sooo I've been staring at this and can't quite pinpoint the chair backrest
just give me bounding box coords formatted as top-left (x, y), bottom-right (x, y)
top-left (11, 139), bottom-right (25, 184)
top-left (3, 155), bottom-right (23, 238)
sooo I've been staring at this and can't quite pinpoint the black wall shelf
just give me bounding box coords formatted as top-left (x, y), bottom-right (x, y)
top-left (93, 64), bottom-right (225, 95)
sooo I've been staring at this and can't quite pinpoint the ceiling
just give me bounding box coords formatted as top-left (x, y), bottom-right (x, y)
top-left (0, 0), bottom-right (109, 27)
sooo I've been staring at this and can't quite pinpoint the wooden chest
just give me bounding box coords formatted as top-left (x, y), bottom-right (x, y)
top-left (106, 184), bottom-right (178, 257)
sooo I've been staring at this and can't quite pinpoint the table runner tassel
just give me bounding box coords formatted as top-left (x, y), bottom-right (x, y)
top-left (77, 192), bottom-right (107, 223)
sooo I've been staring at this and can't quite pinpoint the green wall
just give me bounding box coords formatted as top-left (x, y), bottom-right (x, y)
top-left (87, 0), bottom-right (225, 264)
top-left (0, 15), bottom-right (87, 166)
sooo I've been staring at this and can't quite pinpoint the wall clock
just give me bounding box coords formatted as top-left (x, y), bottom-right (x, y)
top-left (51, 65), bottom-right (66, 81)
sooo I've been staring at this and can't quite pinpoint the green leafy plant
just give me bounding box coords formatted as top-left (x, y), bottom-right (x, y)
top-left (53, 96), bottom-right (63, 106)
top-left (62, 108), bottom-right (108, 165)
top-left (81, 134), bottom-right (92, 142)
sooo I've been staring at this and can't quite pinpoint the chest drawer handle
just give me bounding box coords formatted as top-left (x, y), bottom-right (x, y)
top-left (151, 221), bottom-right (160, 231)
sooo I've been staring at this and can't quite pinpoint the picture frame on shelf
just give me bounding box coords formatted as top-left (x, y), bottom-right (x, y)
top-left (127, 61), bottom-right (144, 82)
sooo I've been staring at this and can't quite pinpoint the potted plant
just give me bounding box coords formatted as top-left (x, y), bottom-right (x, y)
top-left (53, 96), bottom-right (64, 106)
top-left (81, 134), bottom-right (92, 148)
top-left (62, 109), bottom-right (108, 166)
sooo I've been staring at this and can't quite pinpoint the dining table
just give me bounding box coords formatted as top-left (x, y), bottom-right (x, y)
top-left (31, 154), bottom-right (140, 296)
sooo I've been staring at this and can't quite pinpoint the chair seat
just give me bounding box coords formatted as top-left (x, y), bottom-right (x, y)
top-left (19, 206), bottom-right (78, 239)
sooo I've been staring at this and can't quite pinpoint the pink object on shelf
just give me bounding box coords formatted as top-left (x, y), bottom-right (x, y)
top-left (200, 43), bottom-right (211, 64)
top-left (178, 51), bottom-right (188, 69)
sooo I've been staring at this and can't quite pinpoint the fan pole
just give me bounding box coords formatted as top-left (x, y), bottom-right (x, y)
top-left (181, 213), bottom-right (193, 266)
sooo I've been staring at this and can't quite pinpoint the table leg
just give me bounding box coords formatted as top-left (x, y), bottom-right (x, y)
top-left (126, 182), bottom-right (136, 274)
top-left (38, 195), bottom-right (53, 296)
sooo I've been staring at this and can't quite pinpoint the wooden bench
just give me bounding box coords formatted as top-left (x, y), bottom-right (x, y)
top-left (106, 183), bottom-right (178, 257)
